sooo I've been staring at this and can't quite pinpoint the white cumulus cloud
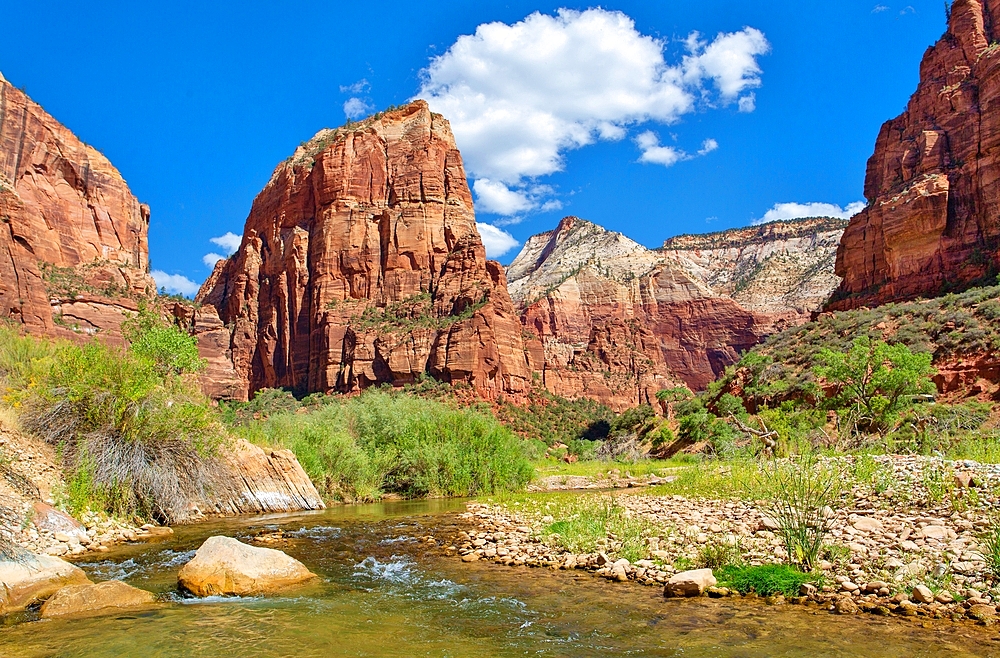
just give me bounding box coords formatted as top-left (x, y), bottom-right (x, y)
top-left (203, 253), bottom-right (225, 268)
top-left (681, 29), bottom-right (769, 100)
top-left (151, 271), bottom-right (200, 297)
top-left (636, 131), bottom-right (684, 167)
top-left (418, 8), bottom-right (769, 215)
top-left (344, 97), bottom-right (374, 119)
top-left (209, 232), bottom-right (242, 255)
top-left (477, 222), bottom-right (520, 259)
top-left (757, 201), bottom-right (867, 224)
top-left (698, 138), bottom-right (719, 156)
top-left (473, 179), bottom-right (536, 215)
top-left (636, 132), bottom-right (718, 167)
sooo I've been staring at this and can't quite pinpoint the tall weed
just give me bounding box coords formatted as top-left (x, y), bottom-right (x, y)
top-left (759, 457), bottom-right (841, 570)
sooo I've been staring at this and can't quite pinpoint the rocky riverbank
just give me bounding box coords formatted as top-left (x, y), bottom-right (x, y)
top-left (0, 422), bottom-right (153, 558)
top-left (444, 455), bottom-right (1000, 626)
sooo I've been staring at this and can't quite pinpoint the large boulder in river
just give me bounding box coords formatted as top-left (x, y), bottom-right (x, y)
top-left (0, 554), bottom-right (91, 615)
top-left (178, 536), bottom-right (316, 596)
top-left (663, 569), bottom-right (717, 598)
top-left (40, 580), bottom-right (156, 618)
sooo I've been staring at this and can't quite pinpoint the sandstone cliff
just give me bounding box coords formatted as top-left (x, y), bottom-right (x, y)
top-left (0, 73), bottom-right (319, 518)
top-left (507, 217), bottom-right (772, 408)
top-left (0, 72), bottom-right (155, 337)
top-left (197, 101), bottom-right (530, 401)
top-left (506, 217), bottom-right (846, 408)
top-left (830, 0), bottom-right (1000, 310)
top-left (662, 217), bottom-right (847, 319)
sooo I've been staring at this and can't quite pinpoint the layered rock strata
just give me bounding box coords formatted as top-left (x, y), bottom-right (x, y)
top-left (0, 72), bottom-right (155, 336)
top-left (197, 101), bottom-right (530, 401)
top-left (172, 439), bottom-right (325, 523)
top-left (661, 217), bottom-right (847, 320)
top-left (830, 0), bottom-right (1000, 309)
top-left (507, 217), bottom-right (774, 407)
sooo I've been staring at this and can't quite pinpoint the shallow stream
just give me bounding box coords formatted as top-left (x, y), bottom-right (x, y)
top-left (2, 499), bottom-right (999, 657)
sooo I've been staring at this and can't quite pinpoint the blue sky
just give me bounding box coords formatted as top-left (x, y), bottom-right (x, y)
top-left (3, 1), bottom-right (948, 295)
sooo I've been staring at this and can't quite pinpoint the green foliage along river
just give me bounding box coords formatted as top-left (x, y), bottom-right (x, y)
top-left (1, 500), bottom-right (996, 657)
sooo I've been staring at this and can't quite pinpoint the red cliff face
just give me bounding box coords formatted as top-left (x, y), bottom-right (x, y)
top-left (198, 101), bottom-right (531, 401)
top-left (0, 73), bottom-right (155, 336)
top-left (830, 0), bottom-right (1000, 310)
top-left (508, 217), bottom-right (773, 409)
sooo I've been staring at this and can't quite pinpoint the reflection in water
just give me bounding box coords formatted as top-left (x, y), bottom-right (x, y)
top-left (3, 498), bottom-right (999, 658)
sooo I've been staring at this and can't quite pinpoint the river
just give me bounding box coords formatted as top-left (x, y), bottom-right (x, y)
top-left (1, 499), bottom-right (997, 657)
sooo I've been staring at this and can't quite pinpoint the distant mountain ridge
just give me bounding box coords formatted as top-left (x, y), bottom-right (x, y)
top-left (505, 216), bottom-right (846, 408)
top-left (660, 217), bottom-right (847, 317)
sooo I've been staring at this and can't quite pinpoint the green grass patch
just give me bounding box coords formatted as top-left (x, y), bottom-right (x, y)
top-left (646, 458), bottom-right (770, 500)
top-left (715, 564), bottom-right (821, 597)
top-left (531, 457), bottom-right (692, 479)
top-left (485, 492), bottom-right (662, 563)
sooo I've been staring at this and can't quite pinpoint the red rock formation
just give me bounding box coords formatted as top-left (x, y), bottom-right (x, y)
top-left (509, 217), bottom-right (771, 408)
top-left (198, 101), bottom-right (530, 401)
top-left (0, 72), bottom-right (155, 337)
top-left (830, 0), bottom-right (1000, 310)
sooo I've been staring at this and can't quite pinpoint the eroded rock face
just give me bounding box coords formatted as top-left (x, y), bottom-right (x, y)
top-left (507, 217), bottom-right (838, 407)
top-left (0, 72), bottom-right (155, 338)
top-left (164, 439), bottom-right (326, 524)
top-left (661, 217), bottom-right (847, 320)
top-left (40, 580), bottom-right (156, 618)
top-left (0, 554), bottom-right (91, 615)
top-left (177, 536), bottom-right (316, 596)
top-left (830, 0), bottom-right (1000, 309)
top-left (197, 101), bottom-right (530, 401)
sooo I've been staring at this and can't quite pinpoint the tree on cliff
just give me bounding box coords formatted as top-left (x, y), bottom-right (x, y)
top-left (813, 337), bottom-right (935, 435)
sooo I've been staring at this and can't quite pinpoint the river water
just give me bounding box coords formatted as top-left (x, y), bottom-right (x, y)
top-left (2, 499), bottom-right (998, 657)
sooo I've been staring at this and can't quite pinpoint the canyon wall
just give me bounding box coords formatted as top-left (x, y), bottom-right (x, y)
top-left (507, 217), bottom-right (844, 409)
top-left (198, 101), bottom-right (530, 401)
top-left (830, 0), bottom-right (1000, 310)
top-left (0, 72), bottom-right (318, 513)
top-left (662, 217), bottom-right (846, 321)
top-left (0, 72), bottom-right (155, 337)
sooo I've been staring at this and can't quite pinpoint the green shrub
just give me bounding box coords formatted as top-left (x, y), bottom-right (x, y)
top-left (716, 564), bottom-right (820, 597)
top-left (243, 390), bottom-right (533, 501)
top-left (655, 387), bottom-right (692, 403)
top-left (122, 302), bottom-right (205, 376)
top-left (493, 389), bottom-right (614, 449)
top-left (0, 325), bottom-right (224, 520)
top-left (610, 404), bottom-right (655, 436)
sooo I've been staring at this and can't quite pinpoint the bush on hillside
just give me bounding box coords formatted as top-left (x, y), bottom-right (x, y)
top-left (122, 302), bottom-right (205, 376)
top-left (0, 325), bottom-right (223, 520)
top-left (814, 336), bottom-right (935, 435)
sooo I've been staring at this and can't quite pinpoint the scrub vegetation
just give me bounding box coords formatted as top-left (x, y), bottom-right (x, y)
top-left (234, 389), bottom-right (533, 502)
